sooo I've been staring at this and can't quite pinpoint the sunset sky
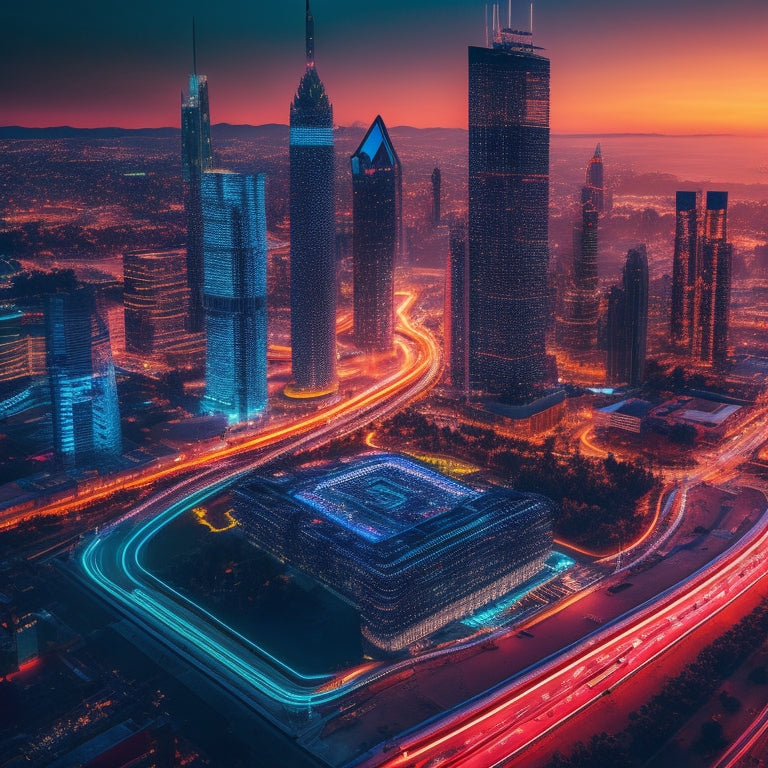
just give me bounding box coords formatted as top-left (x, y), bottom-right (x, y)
top-left (3, 0), bottom-right (767, 134)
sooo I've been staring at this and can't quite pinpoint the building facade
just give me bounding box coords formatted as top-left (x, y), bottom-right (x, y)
top-left (288, 0), bottom-right (337, 395)
top-left (431, 167), bottom-right (441, 227)
top-left (351, 116), bottom-right (401, 352)
top-left (670, 191), bottom-right (701, 351)
top-left (45, 288), bottom-right (122, 470)
top-left (468, 23), bottom-right (550, 403)
top-left (606, 246), bottom-right (648, 386)
top-left (201, 172), bottom-right (267, 423)
top-left (446, 219), bottom-right (470, 395)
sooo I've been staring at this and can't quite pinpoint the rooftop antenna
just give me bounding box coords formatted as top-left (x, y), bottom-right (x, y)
top-left (492, 3), bottom-right (500, 42)
top-left (192, 17), bottom-right (197, 76)
top-left (306, 0), bottom-right (315, 67)
top-left (508, 0), bottom-right (512, 28)
top-left (484, 3), bottom-right (489, 47)
top-left (530, 3), bottom-right (534, 41)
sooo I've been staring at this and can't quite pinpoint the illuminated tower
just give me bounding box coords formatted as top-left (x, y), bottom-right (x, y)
top-left (581, 144), bottom-right (604, 213)
top-left (201, 171), bottom-right (267, 423)
top-left (181, 20), bottom-right (213, 334)
top-left (606, 246), bottom-right (648, 386)
top-left (431, 167), bottom-right (442, 227)
top-left (446, 220), bottom-right (470, 396)
top-left (559, 202), bottom-right (599, 352)
top-left (693, 192), bottom-right (732, 367)
top-left (45, 288), bottom-right (122, 470)
top-left (670, 191), bottom-right (700, 350)
top-left (288, 0), bottom-right (337, 395)
top-left (351, 116), bottom-right (401, 352)
top-left (468, 10), bottom-right (550, 403)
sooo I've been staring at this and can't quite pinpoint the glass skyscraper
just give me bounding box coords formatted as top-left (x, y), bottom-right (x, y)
top-left (351, 115), bottom-right (401, 352)
top-left (468, 22), bottom-right (550, 403)
top-left (45, 288), bottom-right (122, 470)
top-left (606, 246), bottom-right (648, 386)
top-left (581, 144), bottom-right (605, 213)
top-left (446, 219), bottom-right (470, 396)
top-left (201, 171), bottom-right (267, 423)
top-left (181, 27), bottom-right (213, 335)
top-left (670, 191), bottom-right (701, 351)
top-left (288, 0), bottom-right (337, 396)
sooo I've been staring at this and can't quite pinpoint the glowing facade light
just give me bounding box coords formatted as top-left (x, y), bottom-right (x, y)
top-left (201, 171), bottom-right (268, 424)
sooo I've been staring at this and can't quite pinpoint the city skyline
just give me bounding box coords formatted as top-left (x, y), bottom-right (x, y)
top-left (4, 1), bottom-right (767, 134)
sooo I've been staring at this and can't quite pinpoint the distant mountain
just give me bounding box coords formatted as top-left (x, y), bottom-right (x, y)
top-left (0, 126), bottom-right (180, 139)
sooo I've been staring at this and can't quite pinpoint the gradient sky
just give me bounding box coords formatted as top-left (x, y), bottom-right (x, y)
top-left (2, 1), bottom-right (767, 133)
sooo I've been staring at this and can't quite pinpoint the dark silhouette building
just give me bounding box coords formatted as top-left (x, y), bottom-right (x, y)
top-left (201, 171), bottom-right (268, 423)
top-left (581, 144), bottom-right (605, 213)
top-left (431, 167), bottom-right (441, 227)
top-left (351, 116), bottom-right (401, 352)
top-left (558, 202), bottom-right (599, 352)
top-left (468, 19), bottom-right (549, 403)
top-left (693, 192), bottom-right (732, 368)
top-left (606, 246), bottom-right (648, 386)
top-left (446, 219), bottom-right (470, 396)
top-left (288, 0), bottom-right (337, 396)
top-left (181, 22), bottom-right (213, 334)
top-left (45, 288), bottom-right (121, 469)
top-left (670, 191), bottom-right (700, 351)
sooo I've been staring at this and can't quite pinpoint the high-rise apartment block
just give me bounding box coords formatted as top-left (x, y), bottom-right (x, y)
top-left (351, 116), bottom-right (401, 352)
top-left (45, 288), bottom-right (122, 470)
top-left (670, 191), bottom-right (700, 350)
top-left (468, 17), bottom-right (550, 403)
top-left (201, 172), bottom-right (267, 423)
top-left (288, 0), bottom-right (337, 396)
top-left (431, 167), bottom-right (441, 227)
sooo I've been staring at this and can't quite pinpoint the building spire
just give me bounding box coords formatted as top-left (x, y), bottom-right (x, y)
top-left (306, 0), bottom-right (315, 67)
top-left (192, 17), bottom-right (197, 76)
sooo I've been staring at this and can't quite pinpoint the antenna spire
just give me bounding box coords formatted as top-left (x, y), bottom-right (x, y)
top-left (484, 3), bottom-right (489, 47)
top-left (305, 0), bottom-right (315, 67)
top-left (192, 17), bottom-right (197, 76)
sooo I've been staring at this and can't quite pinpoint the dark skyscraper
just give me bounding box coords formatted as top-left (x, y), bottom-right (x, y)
top-left (181, 23), bottom-right (213, 334)
top-left (288, 0), bottom-right (337, 396)
top-left (431, 167), bottom-right (441, 227)
top-left (351, 116), bottom-right (401, 352)
top-left (670, 191), bottom-right (701, 351)
top-left (201, 171), bottom-right (268, 423)
top-left (581, 144), bottom-right (605, 213)
top-left (45, 288), bottom-right (121, 470)
top-left (446, 219), bottom-right (470, 396)
top-left (606, 246), bottom-right (648, 386)
top-left (559, 202), bottom-right (599, 352)
top-left (693, 191), bottom-right (732, 367)
top-left (468, 18), bottom-right (550, 403)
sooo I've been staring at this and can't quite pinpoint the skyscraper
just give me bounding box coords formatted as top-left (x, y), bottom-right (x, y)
top-left (123, 249), bottom-right (193, 359)
top-left (606, 246), bottom-right (648, 386)
top-left (201, 171), bottom-right (267, 423)
top-left (670, 191), bottom-right (700, 351)
top-left (351, 116), bottom-right (401, 353)
top-left (446, 220), bottom-right (470, 396)
top-left (468, 15), bottom-right (550, 403)
top-left (693, 192), bottom-right (732, 367)
top-left (181, 21), bottom-right (213, 334)
top-left (431, 167), bottom-right (442, 227)
top-left (45, 288), bottom-right (122, 470)
top-left (288, 0), bottom-right (337, 396)
top-left (558, 202), bottom-right (599, 352)
top-left (581, 144), bottom-right (605, 213)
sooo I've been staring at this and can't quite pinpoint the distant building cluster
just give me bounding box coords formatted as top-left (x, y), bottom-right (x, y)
top-left (232, 454), bottom-right (553, 651)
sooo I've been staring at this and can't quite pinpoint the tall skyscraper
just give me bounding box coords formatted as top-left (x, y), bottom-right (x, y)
top-left (670, 191), bottom-right (701, 351)
top-left (581, 144), bottom-right (605, 213)
top-left (558, 202), bottom-right (599, 352)
top-left (468, 15), bottom-right (550, 403)
top-left (288, 0), bottom-right (337, 396)
top-left (431, 167), bottom-right (442, 227)
top-left (446, 220), bottom-right (470, 396)
top-left (693, 192), bottom-right (732, 367)
top-left (350, 116), bottom-right (401, 353)
top-left (606, 246), bottom-right (648, 386)
top-left (45, 288), bottom-right (122, 470)
top-left (181, 22), bottom-right (213, 334)
top-left (201, 171), bottom-right (268, 423)
top-left (123, 249), bottom-right (192, 359)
